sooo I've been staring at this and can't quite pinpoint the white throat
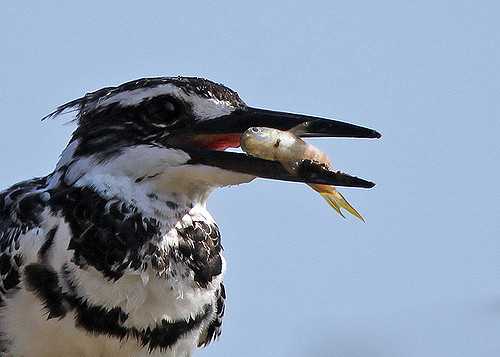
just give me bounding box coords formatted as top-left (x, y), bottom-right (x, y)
top-left (53, 143), bottom-right (255, 218)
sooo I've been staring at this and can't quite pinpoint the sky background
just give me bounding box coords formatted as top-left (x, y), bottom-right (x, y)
top-left (1, 1), bottom-right (499, 356)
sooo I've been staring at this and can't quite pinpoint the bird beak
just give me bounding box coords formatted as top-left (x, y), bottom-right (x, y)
top-left (167, 107), bottom-right (381, 188)
top-left (188, 107), bottom-right (381, 139)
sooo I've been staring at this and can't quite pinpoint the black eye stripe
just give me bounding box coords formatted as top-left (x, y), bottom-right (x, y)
top-left (141, 95), bottom-right (179, 117)
top-left (70, 94), bottom-right (194, 158)
top-left (121, 95), bottom-right (193, 131)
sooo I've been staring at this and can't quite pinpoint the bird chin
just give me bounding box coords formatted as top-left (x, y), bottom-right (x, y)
top-left (149, 165), bottom-right (256, 202)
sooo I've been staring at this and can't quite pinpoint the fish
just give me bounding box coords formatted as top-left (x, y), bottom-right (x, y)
top-left (240, 126), bottom-right (365, 221)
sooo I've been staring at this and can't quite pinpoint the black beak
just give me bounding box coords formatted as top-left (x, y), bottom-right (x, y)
top-left (171, 107), bottom-right (380, 188)
top-left (190, 107), bottom-right (381, 139)
top-left (186, 150), bottom-right (376, 188)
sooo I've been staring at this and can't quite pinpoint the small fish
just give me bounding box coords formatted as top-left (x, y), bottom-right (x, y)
top-left (240, 126), bottom-right (365, 221)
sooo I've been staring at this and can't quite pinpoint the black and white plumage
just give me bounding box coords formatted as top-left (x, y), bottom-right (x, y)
top-left (0, 77), bottom-right (380, 357)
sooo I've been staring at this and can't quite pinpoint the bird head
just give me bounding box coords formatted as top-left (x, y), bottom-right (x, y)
top-left (47, 77), bottom-right (379, 202)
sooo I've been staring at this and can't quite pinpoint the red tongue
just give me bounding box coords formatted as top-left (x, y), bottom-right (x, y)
top-left (190, 134), bottom-right (242, 151)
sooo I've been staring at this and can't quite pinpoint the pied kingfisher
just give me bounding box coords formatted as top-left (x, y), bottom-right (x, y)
top-left (0, 77), bottom-right (380, 357)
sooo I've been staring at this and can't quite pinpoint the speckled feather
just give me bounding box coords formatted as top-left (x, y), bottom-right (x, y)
top-left (0, 173), bottom-right (226, 354)
top-left (0, 77), bottom-right (250, 357)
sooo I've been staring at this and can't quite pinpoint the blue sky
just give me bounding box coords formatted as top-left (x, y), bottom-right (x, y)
top-left (1, 1), bottom-right (499, 356)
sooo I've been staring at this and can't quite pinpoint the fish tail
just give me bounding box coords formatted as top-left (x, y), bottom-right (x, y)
top-left (313, 185), bottom-right (365, 222)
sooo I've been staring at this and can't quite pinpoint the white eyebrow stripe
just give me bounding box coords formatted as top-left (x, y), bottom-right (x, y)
top-left (90, 83), bottom-right (237, 121)
top-left (93, 84), bottom-right (178, 109)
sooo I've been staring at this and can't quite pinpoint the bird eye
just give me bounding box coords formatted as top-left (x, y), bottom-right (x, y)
top-left (164, 101), bottom-right (175, 112)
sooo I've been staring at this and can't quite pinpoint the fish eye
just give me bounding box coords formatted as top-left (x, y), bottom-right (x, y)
top-left (250, 127), bottom-right (261, 133)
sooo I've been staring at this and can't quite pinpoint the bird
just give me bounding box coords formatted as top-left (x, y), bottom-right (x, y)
top-left (0, 76), bottom-right (380, 357)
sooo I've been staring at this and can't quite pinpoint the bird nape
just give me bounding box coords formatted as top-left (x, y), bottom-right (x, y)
top-left (0, 76), bottom-right (380, 357)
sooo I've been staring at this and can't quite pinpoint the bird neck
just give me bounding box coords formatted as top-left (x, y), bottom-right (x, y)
top-left (52, 142), bottom-right (214, 218)
top-left (51, 140), bottom-right (253, 221)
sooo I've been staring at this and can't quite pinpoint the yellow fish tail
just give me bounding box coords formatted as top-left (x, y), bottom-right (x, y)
top-left (312, 184), bottom-right (365, 222)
